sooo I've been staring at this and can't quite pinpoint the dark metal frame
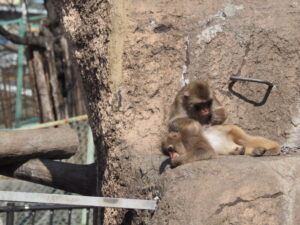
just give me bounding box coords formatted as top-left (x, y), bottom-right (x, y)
top-left (0, 203), bottom-right (94, 225)
top-left (228, 76), bottom-right (274, 106)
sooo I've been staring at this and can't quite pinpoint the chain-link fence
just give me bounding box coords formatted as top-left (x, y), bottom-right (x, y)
top-left (0, 119), bottom-right (94, 225)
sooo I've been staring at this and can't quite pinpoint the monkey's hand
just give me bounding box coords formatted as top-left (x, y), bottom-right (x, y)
top-left (211, 108), bottom-right (227, 125)
top-left (169, 118), bottom-right (203, 134)
top-left (169, 151), bottom-right (179, 158)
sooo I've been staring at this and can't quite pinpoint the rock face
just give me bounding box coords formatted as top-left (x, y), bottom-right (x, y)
top-left (53, 0), bottom-right (300, 224)
top-left (152, 154), bottom-right (300, 225)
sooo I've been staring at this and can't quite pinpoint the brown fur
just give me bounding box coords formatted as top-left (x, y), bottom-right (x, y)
top-left (226, 125), bottom-right (280, 155)
top-left (162, 121), bottom-right (216, 167)
top-left (168, 80), bottom-right (227, 129)
top-left (165, 80), bottom-right (227, 167)
top-left (162, 124), bottom-right (280, 167)
top-left (163, 80), bottom-right (280, 167)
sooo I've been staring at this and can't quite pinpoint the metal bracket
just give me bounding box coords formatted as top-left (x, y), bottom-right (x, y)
top-left (228, 76), bottom-right (274, 106)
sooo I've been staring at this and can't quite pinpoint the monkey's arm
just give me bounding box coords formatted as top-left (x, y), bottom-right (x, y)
top-left (211, 95), bottom-right (227, 125)
top-left (171, 153), bottom-right (190, 167)
top-left (168, 118), bottom-right (204, 135)
top-left (171, 148), bottom-right (216, 167)
top-left (211, 108), bottom-right (227, 125)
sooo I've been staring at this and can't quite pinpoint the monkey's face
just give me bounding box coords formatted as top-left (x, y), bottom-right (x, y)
top-left (186, 98), bottom-right (213, 124)
top-left (162, 132), bottom-right (185, 158)
top-left (193, 99), bottom-right (212, 117)
top-left (183, 81), bottom-right (213, 124)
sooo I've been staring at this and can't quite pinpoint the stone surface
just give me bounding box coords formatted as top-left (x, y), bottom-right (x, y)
top-left (151, 154), bottom-right (300, 225)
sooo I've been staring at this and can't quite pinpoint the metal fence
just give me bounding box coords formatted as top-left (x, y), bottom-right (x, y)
top-left (0, 117), bottom-right (94, 225)
top-left (1, 203), bottom-right (93, 225)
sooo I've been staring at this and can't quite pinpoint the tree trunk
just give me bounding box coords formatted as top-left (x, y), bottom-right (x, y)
top-left (52, 1), bottom-right (300, 225)
top-left (32, 50), bottom-right (55, 122)
top-left (27, 53), bottom-right (40, 119)
top-left (0, 72), bottom-right (13, 127)
top-left (46, 47), bottom-right (65, 120)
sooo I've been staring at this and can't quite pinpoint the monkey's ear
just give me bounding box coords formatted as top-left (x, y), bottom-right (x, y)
top-left (183, 91), bottom-right (190, 97)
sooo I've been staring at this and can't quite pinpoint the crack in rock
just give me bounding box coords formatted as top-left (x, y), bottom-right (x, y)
top-left (233, 42), bottom-right (250, 76)
top-left (180, 36), bottom-right (190, 87)
top-left (215, 191), bottom-right (283, 214)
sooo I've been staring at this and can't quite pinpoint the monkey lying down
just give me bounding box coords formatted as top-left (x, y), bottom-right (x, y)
top-left (162, 121), bottom-right (280, 167)
top-left (162, 80), bottom-right (280, 167)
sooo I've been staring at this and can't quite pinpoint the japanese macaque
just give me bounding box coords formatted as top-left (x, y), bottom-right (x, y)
top-left (162, 80), bottom-right (280, 167)
top-left (168, 80), bottom-right (226, 132)
top-left (162, 124), bottom-right (280, 167)
top-left (162, 118), bottom-right (217, 167)
top-left (163, 80), bottom-right (227, 167)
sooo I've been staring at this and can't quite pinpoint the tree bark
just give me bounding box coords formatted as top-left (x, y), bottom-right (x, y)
top-left (27, 53), bottom-right (40, 119)
top-left (60, 37), bottom-right (73, 116)
top-left (0, 127), bottom-right (78, 165)
top-left (0, 159), bottom-right (97, 196)
top-left (32, 50), bottom-right (55, 122)
top-left (46, 47), bottom-right (65, 120)
top-left (0, 74), bottom-right (13, 127)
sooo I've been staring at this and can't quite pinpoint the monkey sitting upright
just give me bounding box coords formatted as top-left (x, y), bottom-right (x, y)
top-left (164, 80), bottom-right (227, 167)
top-left (163, 80), bottom-right (280, 167)
top-left (168, 80), bottom-right (226, 132)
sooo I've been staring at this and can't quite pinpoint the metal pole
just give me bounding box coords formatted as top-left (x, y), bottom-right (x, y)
top-left (31, 211), bottom-right (36, 225)
top-left (6, 203), bottom-right (14, 225)
top-left (0, 15), bottom-right (47, 26)
top-left (81, 127), bottom-right (95, 225)
top-left (49, 210), bottom-right (54, 225)
top-left (15, 0), bottom-right (27, 127)
top-left (86, 208), bottom-right (90, 225)
top-left (67, 209), bottom-right (72, 225)
top-left (0, 191), bottom-right (157, 210)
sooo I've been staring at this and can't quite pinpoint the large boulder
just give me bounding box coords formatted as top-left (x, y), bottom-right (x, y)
top-left (152, 154), bottom-right (300, 225)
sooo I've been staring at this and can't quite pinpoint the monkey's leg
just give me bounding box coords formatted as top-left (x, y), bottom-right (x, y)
top-left (248, 137), bottom-right (280, 156)
top-left (226, 125), bottom-right (280, 156)
top-left (244, 147), bottom-right (266, 156)
top-left (229, 146), bottom-right (245, 155)
top-left (240, 136), bottom-right (280, 156)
